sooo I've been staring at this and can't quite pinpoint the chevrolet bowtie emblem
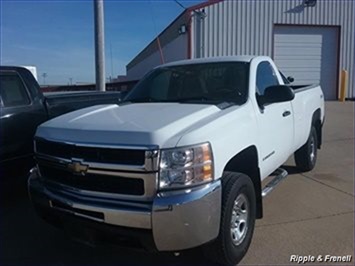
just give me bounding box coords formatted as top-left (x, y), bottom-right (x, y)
top-left (67, 160), bottom-right (88, 176)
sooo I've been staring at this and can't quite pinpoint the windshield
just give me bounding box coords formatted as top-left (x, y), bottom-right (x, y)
top-left (124, 62), bottom-right (249, 105)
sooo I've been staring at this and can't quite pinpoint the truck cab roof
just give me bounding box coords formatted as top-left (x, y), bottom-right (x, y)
top-left (159, 55), bottom-right (268, 68)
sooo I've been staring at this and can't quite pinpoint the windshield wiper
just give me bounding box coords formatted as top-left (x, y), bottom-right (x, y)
top-left (127, 97), bottom-right (238, 109)
top-left (177, 97), bottom-right (237, 109)
top-left (175, 96), bottom-right (214, 103)
top-left (216, 101), bottom-right (237, 109)
top-left (128, 97), bottom-right (159, 103)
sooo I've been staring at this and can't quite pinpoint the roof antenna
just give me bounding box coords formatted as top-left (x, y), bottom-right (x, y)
top-left (149, 0), bottom-right (165, 64)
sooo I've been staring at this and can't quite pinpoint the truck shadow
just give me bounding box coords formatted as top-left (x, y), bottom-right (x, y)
top-left (0, 173), bottom-right (220, 266)
top-left (281, 165), bottom-right (304, 175)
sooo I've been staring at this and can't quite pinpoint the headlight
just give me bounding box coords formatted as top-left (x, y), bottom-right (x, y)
top-left (159, 143), bottom-right (214, 190)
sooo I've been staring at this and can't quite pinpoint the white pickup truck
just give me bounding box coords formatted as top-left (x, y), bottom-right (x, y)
top-left (29, 56), bottom-right (325, 265)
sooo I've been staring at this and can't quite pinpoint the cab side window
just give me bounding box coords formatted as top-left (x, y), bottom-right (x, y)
top-left (0, 72), bottom-right (31, 107)
top-left (256, 62), bottom-right (279, 96)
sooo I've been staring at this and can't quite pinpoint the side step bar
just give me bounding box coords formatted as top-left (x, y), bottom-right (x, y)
top-left (262, 168), bottom-right (288, 198)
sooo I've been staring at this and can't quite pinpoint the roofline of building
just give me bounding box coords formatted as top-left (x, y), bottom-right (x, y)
top-left (187, 0), bottom-right (222, 12)
top-left (126, 10), bottom-right (187, 70)
top-left (126, 0), bottom-right (223, 71)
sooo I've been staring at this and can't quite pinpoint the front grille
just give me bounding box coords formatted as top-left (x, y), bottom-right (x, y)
top-left (39, 163), bottom-right (144, 196)
top-left (35, 139), bottom-right (145, 165)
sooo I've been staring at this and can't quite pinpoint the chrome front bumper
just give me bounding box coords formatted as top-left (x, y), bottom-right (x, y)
top-left (28, 168), bottom-right (221, 251)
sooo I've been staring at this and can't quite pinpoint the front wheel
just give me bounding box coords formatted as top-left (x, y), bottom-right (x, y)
top-left (204, 172), bottom-right (256, 266)
top-left (294, 126), bottom-right (318, 172)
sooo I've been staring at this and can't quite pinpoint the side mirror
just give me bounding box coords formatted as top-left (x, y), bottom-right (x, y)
top-left (287, 76), bottom-right (294, 83)
top-left (261, 85), bottom-right (295, 105)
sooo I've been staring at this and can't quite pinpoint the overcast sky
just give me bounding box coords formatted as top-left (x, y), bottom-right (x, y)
top-left (0, 0), bottom-right (202, 85)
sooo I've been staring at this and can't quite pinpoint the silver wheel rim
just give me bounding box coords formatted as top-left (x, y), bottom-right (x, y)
top-left (310, 135), bottom-right (316, 163)
top-left (230, 194), bottom-right (249, 246)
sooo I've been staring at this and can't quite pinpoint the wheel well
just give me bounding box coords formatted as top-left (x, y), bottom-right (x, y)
top-left (223, 146), bottom-right (263, 219)
top-left (312, 109), bottom-right (322, 149)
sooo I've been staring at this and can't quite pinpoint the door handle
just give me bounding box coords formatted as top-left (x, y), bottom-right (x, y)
top-left (282, 111), bottom-right (291, 117)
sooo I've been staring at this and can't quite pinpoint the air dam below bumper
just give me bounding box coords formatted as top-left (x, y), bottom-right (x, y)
top-left (28, 168), bottom-right (222, 251)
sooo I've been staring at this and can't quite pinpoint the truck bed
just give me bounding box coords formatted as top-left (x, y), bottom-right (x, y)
top-left (0, 66), bottom-right (124, 172)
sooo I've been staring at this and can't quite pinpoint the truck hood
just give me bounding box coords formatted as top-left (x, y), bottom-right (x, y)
top-left (36, 103), bottom-right (221, 148)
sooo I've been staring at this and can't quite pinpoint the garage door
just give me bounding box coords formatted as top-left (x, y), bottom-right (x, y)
top-left (273, 25), bottom-right (339, 100)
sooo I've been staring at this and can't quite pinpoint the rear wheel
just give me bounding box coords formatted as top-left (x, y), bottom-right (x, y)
top-left (294, 126), bottom-right (318, 172)
top-left (204, 172), bottom-right (256, 266)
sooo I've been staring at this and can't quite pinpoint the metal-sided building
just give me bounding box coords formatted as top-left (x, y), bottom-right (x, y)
top-left (126, 0), bottom-right (354, 100)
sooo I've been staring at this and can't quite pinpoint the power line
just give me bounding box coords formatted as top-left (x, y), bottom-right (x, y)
top-left (173, 0), bottom-right (187, 10)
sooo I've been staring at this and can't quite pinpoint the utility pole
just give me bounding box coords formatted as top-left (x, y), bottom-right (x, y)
top-left (42, 73), bottom-right (47, 85)
top-left (94, 0), bottom-right (106, 91)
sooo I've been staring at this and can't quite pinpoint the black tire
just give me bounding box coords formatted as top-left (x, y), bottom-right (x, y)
top-left (294, 126), bottom-right (318, 172)
top-left (204, 172), bottom-right (256, 266)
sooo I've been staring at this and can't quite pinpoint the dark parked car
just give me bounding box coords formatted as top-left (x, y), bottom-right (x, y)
top-left (0, 66), bottom-right (122, 182)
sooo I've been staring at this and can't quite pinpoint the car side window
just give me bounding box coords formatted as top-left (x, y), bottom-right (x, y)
top-left (256, 62), bottom-right (279, 96)
top-left (0, 72), bottom-right (31, 107)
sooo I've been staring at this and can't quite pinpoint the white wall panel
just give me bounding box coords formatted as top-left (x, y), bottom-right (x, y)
top-left (192, 0), bottom-right (354, 98)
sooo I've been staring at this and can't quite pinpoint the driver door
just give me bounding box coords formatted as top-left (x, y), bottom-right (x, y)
top-left (255, 61), bottom-right (294, 177)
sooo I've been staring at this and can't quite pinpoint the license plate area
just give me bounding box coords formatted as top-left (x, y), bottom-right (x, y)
top-left (49, 199), bottom-right (104, 221)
